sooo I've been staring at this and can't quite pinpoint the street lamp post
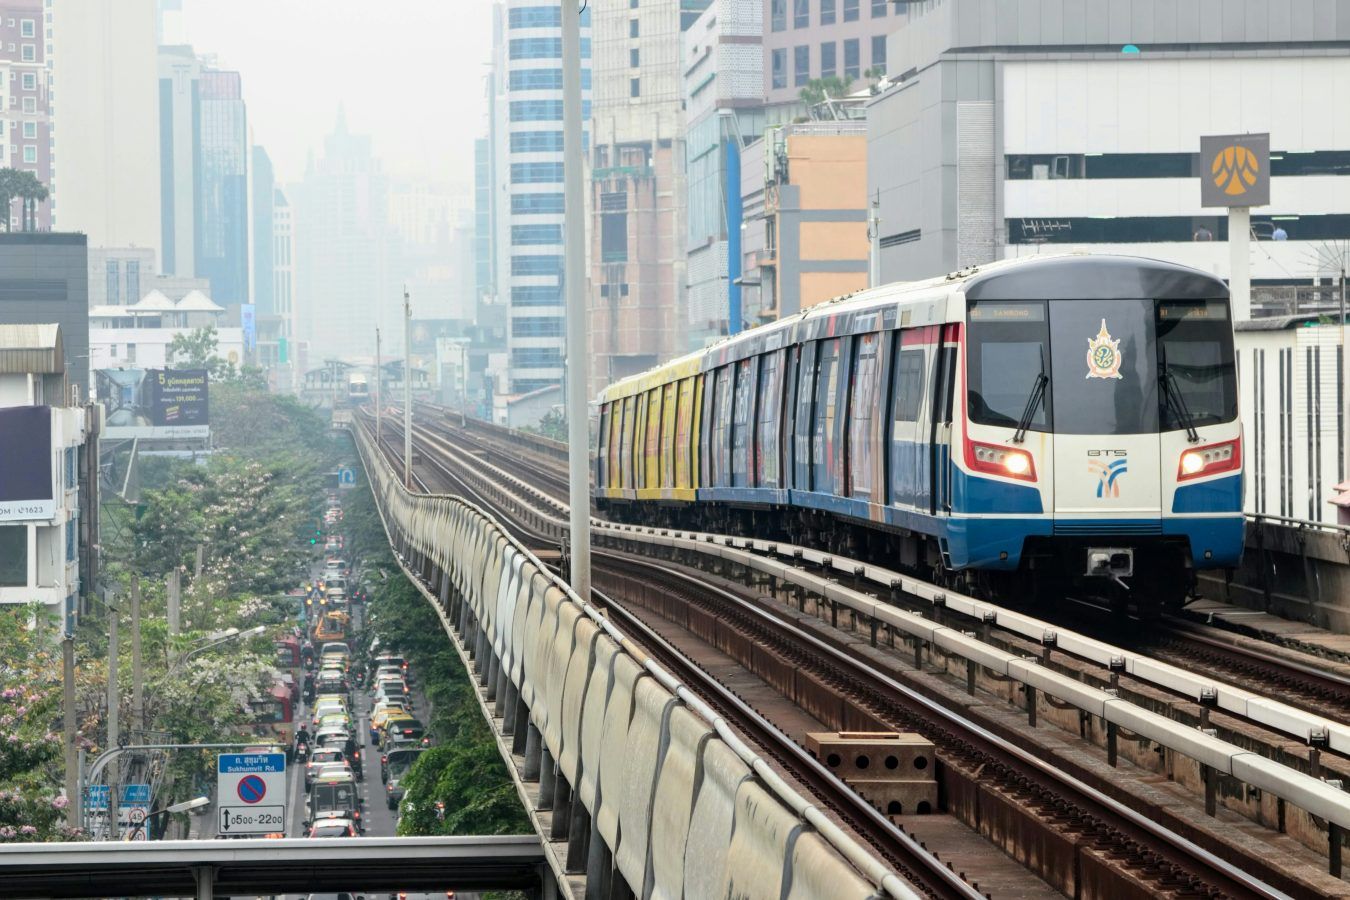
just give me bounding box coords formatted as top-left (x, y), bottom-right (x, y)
top-left (124, 796), bottom-right (210, 842)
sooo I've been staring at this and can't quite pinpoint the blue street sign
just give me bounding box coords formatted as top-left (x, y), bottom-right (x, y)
top-left (121, 784), bottom-right (151, 806)
top-left (217, 752), bottom-right (285, 774)
top-left (86, 785), bottom-right (110, 811)
top-left (337, 466), bottom-right (356, 487)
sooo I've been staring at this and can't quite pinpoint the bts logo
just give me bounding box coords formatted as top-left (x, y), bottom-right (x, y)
top-left (1089, 456), bottom-right (1128, 498)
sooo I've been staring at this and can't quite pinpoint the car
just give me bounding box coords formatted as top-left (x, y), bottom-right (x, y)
top-left (315, 672), bottom-right (350, 696)
top-left (307, 816), bottom-right (357, 838)
top-left (374, 664), bottom-right (412, 686)
top-left (370, 706), bottom-right (413, 743)
top-left (309, 769), bottom-right (363, 832)
top-left (379, 718), bottom-right (425, 752)
top-left (321, 641), bottom-right (351, 660)
top-left (384, 730), bottom-right (426, 755)
top-left (311, 699), bottom-right (347, 726)
top-left (372, 674), bottom-right (410, 695)
top-left (382, 747), bottom-right (424, 787)
top-left (316, 712), bottom-right (353, 732)
top-left (305, 748), bottom-right (346, 788)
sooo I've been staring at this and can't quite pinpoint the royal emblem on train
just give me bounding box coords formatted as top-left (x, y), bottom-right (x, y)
top-left (1085, 319), bottom-right (1123, 380)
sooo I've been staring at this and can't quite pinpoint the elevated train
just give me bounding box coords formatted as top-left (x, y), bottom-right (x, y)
top-left (594, 255), bottom-right (1244, 610)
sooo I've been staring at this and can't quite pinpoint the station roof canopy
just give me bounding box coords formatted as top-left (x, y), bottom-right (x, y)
top-left (0, 323), bottom-right (63, 375)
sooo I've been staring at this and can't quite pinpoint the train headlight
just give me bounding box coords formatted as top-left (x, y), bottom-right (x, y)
top-left (968, 440), bottom-right (1037, 481)
top-left (1176, 438), bottom-right (1241, 481)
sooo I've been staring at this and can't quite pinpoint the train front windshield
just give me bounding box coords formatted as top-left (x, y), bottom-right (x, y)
top-left (968, 299), bottom-right (1236, 435)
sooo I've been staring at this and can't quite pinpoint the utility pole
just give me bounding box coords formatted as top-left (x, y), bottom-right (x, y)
top-left (105, 600), bottom-right (119, 840)
top-left (194, 544), bottom-right (204, 580)
top-left (375, 326), bottom-right (382, 447)
top-left (562, 0), bottom-right (591, 599)
top-left (868, 190), bottom-right (882, 288)
top-left (130, 576), bottom-right (143, 734)
top-left (167, 569), bottom-right (180, 639)
top-left (403, 288), bottom-right (413, 489)
top-left (62, 635), bottom-right (78, 829)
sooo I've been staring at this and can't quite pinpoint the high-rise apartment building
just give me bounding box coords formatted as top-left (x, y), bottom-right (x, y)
top-left (158, 44), bottom-right (200, 276)
top-left (684, 0), bottom-right (764, 347)
top-left (252, 146), bottom-right (276, 315)
top-left (587, 0), bottom-right (709, 392)
top-left (50, 0), bottom-right (161, 257)
top-left (0, 1), bottom-right (50, 230)
top-left (196, 68), bottom-right (249, 305)
top-left (763, 0), bottom-right (896, 118)
top-left (489, 1), bottom-right (590, 397)
top-left (271, 188), bottom-right (297, 390)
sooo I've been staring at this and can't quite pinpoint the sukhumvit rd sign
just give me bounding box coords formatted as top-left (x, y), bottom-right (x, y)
top-left (97, 368), bottom-right (210, 439)
top-left (0, 405), bottom-right (54, 522)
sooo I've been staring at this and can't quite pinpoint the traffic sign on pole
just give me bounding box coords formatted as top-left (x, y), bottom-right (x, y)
top-left (85, 785), bottom-right (110, 812)
top-left (337, 466), bottom-right (356, 489)
top-left (216, 752), bottom-right (285, 835)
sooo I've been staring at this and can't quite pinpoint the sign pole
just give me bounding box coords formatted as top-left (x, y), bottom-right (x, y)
top-left (1229, 207), bottom-right (1251, 321)
top-left (62, 636), bottom-right (78, 829)
top-left (105, 601), bottom-right (118, 840)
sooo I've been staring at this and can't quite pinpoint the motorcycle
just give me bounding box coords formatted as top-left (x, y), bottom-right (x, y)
top-left (295, 742), bottom-right (310, 763)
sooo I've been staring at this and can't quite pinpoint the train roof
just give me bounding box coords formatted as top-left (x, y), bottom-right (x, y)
top-left (597, 253), bottom-right (1229, 403)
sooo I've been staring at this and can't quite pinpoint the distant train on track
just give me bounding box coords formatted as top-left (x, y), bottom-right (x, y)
top-left (593, 254), bottom-right (1244, 611)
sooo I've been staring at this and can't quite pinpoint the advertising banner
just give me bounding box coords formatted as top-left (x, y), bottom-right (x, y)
top-left (241, 303), bottom-right (256, 353)
top-left (1200, 133), bottom-right (1270, 208)
top-left (0, 405), bottom-right (54, 522)
top-left (97, 368), bottom-right (210, 439)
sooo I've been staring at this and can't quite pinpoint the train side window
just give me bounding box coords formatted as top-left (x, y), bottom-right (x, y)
top-left (675, 378), bottom-right (695, 489)
top-left (757, 349), bottom-right (785, 488)
top-left (894, 349), bottom-right (926, 422)
top-left (732, 357), bottom-right (757, 487)
top-left (699, 372), bottom-right (714, 488)
top-left (714, 366), bottom-right (735, 487)
top-left (634, 392), bottom-right (648, 489)
top-left (597, 405), bottom-right (610, 488)
top-left (662, 382), bottom-right (677, 489)
top-left (794, 342), bottom-right (817, 490)
top-left (645, 388), bottom-right (662, 489)
top-left (812, 338), bottom-right (843, 494)
top-left (849, 333), bottom-right (882, 501)
top-left (621, 396), bottom-right (635, 490)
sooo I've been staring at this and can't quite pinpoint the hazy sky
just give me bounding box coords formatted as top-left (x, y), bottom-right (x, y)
top-left (172, 0), bottom-right (494, 188)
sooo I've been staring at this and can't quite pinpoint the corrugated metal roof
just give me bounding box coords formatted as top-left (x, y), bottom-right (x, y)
top-left (0, 323), bottom-right (64, 374)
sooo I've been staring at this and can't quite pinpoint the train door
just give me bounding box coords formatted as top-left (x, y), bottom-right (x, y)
top-left (889, 332), bottom-right (926, 508)
top-left (793, 342), bottom-right (818, 490)
top-left (929, 325), bottom-right (959, 515)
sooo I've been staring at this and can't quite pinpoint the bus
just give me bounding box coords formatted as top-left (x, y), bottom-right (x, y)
top-left (250, 680), bottom-right (296, 749)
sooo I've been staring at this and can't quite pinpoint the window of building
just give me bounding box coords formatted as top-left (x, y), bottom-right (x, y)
top-left (0, 526), bottom-right (25, 587)
top-left (843, 38), bottom-right (860, 78)
top-left (820, 0), bottom-right (836, 24)
top-left (511, 254), bottom-right (563, 276)
top-left (771, 0), bottom-right (786, 31)
top-left (820, 41), bottom-right (836, 78)
top-left (21, 19), bottom-right (34, 37)
top-left (871, 0), bottom-right (887, 16)
top-left (510, 161), bottom-right (564, 183)
top-left (20, 43), bottom-right (33, 61)
top-left (512, 285), bottom-right (560, 306)
top-left (508, 6), bottom-right (562, 28)
top-left (794, 0), bottom-right (809, 28)
top-left (511, 347), bottom-right (563, 369)
top-left (871, 34), bottom-right (886, 72)
top-left (511, 316), bottom-right (564, 337)
top-left (512, 223), bottom-right (562, 245)
top-left (21, 96), bottom-right (34, 113)
top-left (509, 37), bottom-right (561, 59)
top-left (771, 48), bottom-right (787, 90)
top-left (602, 211), bottom-right (628, 262)
top-left (843, 0), bottom-right (858, 22)
top-left (126, 343), bottom-right (136, 364)
top-left (630, 77), bottom-right (640, 97)
top-left (105, 260), bottom-right (119, 304)
top-left (65, 447), bottom-right (75, 491)
top-left (631, 0), bottom-right (639, 7)
top-left (629, 17), bottom-right (639, 37)
top-left (21, 72), bottom-right (34, 90)
top-left (510, 99), bottom-right (563, 122)
top-left (630, 47), bottom-right (639, 67)
top-left (511, 192), bottom-right (565, 214)
top-left (794, 45), bottom-right (810, 86)
top-left (511, 130), bottom-right (564, 153)
top-left (22, 121), bottom-right (34, 139)
top-left (509, 68), bottom-right (563, 91)
top-left (126, 260), bottom-right (139, 302)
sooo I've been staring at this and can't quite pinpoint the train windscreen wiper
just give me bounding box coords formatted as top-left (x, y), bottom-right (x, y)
top-left (1159, 346), bottom-right (1200, 443)
top-left (1012, 349), bottom-right (1047, 444)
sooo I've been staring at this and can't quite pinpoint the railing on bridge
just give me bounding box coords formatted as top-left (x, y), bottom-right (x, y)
top-left (351, 417), bottom-right (917, 900)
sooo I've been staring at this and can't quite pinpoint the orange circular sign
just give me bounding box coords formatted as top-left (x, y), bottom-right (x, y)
top-left (1211, 145), bottom-right (1260, 197)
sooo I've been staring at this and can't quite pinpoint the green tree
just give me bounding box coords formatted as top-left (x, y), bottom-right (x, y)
top-left (798, 76), bottom-right (854, 107)
top-left (166, 325), bottom-right (221, 368)
top-left (0, 169), bottom-right (23, 232)
top-left (14, 170), bottom-right (47, 232)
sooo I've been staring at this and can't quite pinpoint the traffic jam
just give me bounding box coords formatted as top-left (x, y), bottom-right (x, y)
top-left (259, 491), bottom-right (429, 840)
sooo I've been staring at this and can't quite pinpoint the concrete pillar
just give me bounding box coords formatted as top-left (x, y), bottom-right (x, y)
top-left (1229, 206), bottom-right (1251, 321)
top-left (550, 775), bottom-right (572, 841)
top-left (502, 681), bottom-right (519, 735)
top-left (565, 798), bottom-right (591, 873)
top-left (584, 816), bottom-right (612, 900)
top-left (512, 697), bottom-right (530, 754)
top-left (494, 665), bottom-right (510, 717)
top-left (523, 723), bottom-right (543, 781)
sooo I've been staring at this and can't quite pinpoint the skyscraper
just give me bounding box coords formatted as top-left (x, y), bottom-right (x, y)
top-left (158, 44), bottom-right (200, 276)
top-left (196, 67), bottom-right (249, 305)
top-left (252, 146), bottom-right (276, 315)
top-left (290, 108), bottom-right (389, 359)
top-left (50, 0), bottom-right (161, 256)
top-left (490, 1), bottom-right (590, 397)
top-left (0, 0), bottom-right (50, 230)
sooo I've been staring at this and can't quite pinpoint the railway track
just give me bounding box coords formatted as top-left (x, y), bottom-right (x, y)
top-left (357, 408), bottom-right (1334, 899)
top-left (411, 405), bottom-right (1350, 741)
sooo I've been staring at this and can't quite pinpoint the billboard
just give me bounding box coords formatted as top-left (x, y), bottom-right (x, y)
top-left (97, 368), bottom-right (210, 439)
top-left (0, 405), bottom-right (54, 522)
top-left (241, 303), bottom-right (256, 353)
